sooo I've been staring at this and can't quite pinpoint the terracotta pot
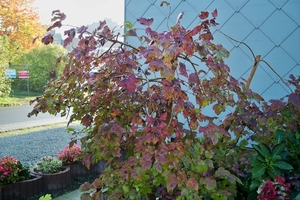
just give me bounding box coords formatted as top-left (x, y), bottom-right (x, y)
top-left (69, 160), bottom-right (106, 180)
top-left (32, 166), bottom-right (70, 192)
top-left (0, 173), bottom-right (43, 200)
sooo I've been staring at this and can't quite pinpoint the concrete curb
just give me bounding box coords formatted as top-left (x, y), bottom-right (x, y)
top-left (0, 118), bottom-right (69, 133)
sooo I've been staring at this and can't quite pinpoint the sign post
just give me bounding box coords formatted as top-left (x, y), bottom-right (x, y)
top-left (9, 63), bottom-right (32, 95)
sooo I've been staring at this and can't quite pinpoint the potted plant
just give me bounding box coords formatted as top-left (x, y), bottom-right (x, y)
top-left (32, 156), bottom-right (70, 192)
top-left (0, 156), bottom-right (43, 199)
top-left (57, 144), bottom-right (106, 179)
top-left (57, 143), bottom-right (82, 166)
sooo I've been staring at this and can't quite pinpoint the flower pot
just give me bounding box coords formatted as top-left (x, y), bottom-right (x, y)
top-left (69, 160), bottom-right (106, 180)
top-left (32, 166), bottom-right (70, 192)
top-left (0, 173), bottom-right (43, 200)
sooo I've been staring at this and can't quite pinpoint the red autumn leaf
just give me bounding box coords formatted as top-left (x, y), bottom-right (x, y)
top-left (162, 65), bottom-right (174, 82)
top-left (149, 59), bottom-right (164, 71)
top-left (141, 161), bottom-right (152, 171)
top-left (189, 25), bottom-right (202, 37)
top-left (41, 34), bottom-right (53, 45)
top-left (120, 74), bottom-right (138, 92)
top-left (65, 28), bottom-right (76, 37)
top-left (184, 101), bottom-right (194, 110)
top-left (110, 123), bottom-right (123, 133)
top-left (126, 29), bottom-right (137, 37)
top-left (79, 182), bottom-right (91, 192)
top-left (179, 62), bottom-right (188, 78)
top-left (212, 9), bottom-right (218, 18)
top-left (153, 162), bottom-right (162, 173)
top-left (160, 112), bottom-right (168, 121)
top-left (51, 9), bottom-right (60, 16)
top-left (99, 20), bottom-right (106, 30)
top-left (63, 37), bottom-right (72, 48)
top-left (167, 176), bottom-right (178, 192)
top-left (199, 11), bottom-right (209, 19)
top-left (201, 33), bottom-right (214, 41)
top-left (188, 73), bottom-right (200, 85)
top-left (91, 178), bottom-right (102, 189)
top-left (186, 177), bottom-right (198, 191)
top-left (137, 17), bottom-right (154, 26)
top-left (82, 114), bottom-right (93, 126)
top-left (77, 25), bottom-right (88, 34)
top-left (49, 21), bottom-right (62, 30)
top-left (146, 116), bottom-right (156, 124)
top-left (32, 36), bottom-right (39, 44)
top-left (58, 12), bottom-right (66, 21)
top-left (288, 93), bottom-right (300, 108)
top-left (127, 74), bottom-right (138, 92)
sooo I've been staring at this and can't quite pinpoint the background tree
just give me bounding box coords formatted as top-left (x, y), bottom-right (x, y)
top-left (0, 0), bottom-right (45, 53)
top-left (11, 44), bottom-right (68, 93)
top-left (0, 36), bottom-right (11, 97)
top-left (0, 0), bottom-right (45, 96)
top-left (30, 8), bottom-right (299, 200)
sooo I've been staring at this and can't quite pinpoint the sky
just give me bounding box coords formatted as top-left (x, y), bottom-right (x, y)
top-left (33, 0), bottom-right (125, 27)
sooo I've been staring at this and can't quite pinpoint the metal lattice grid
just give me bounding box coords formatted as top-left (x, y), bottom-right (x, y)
top-left (125, 0), bottom-right (300, 100)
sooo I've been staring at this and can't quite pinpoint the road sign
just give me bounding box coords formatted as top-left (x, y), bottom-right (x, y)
top-left (5, 69), bottom-right (16, 78)
top-left (18, 70), bottom-right (30, 79)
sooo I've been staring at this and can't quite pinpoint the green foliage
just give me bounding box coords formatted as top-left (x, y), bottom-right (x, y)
top-left (11, 44), bottom-right (67, 93)
top-left (33, 156), bottom-right (63, 174)
top-left (39, 194), bottom-right (52, 200)
top-left (251, 143), bottom-right (292, 184)
top-left (0, 36), bottom-right (12, 97)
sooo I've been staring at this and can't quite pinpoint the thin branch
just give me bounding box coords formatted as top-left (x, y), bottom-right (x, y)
top-left (260, 59), bottom-right (293, 92)
top-left (217, 29), bottom-right (255, 59)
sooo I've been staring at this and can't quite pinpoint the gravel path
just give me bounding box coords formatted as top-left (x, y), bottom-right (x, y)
top-left (0, 125), bottom-right (84, 168)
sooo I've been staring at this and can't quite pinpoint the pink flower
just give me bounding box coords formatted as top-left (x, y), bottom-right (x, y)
top-left (258, 177), bottom-right (291, 200)
top-left (57, 144), bottom-right (82, 165)
top-left (0, 156), bottom-right (29, 186)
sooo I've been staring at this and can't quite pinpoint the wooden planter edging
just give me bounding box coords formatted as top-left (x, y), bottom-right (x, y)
top-left (0, 162), bottom-right (109, 200)
top-left (32, 166), bottom-right (71, 192)
top-left (0, 174), bottom-right (43, 200)
top-left (69, 160), bottom-right (107, 180)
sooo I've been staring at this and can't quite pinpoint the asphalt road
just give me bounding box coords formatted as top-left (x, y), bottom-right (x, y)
top-left (0, 105), bottom-right (64, 125)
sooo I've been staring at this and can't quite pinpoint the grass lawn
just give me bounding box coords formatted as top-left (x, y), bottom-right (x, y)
top-left (0, 91), bottom-right (41, 107)
top-left (0, 96), bottom-right (34, 107)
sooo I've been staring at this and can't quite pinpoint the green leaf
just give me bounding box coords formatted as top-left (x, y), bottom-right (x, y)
top-left (253, 144), bottom-right (263, 156)
top-left (123, 185), bottom-right (130, 194)
top-left (200, 177), bottom-right (216, 191)
top-left (271, 143), bottom-right (285, 159)
top-left (239, 140), bottom-right (248, 149)
top-left (252, 166), bottom-right (266, 178)
top-left (260, 143), bottom-right (271, 158)
top-left (256, 155), bottom-right (266, 163)
top-left (275, 129), bottom-right (285, 143)
top-left (295, 194), bottom-right (300, 200)
top-left (267, 166), bottom-right (281, 178)
top-left (251, 159), bottom-right (265, 168)
top-left (272, 160), bottom-right (293, 170)
top-left (250, 179), bottom-right (261, 191)
top-left (124, 21), bottom-right (133, 29)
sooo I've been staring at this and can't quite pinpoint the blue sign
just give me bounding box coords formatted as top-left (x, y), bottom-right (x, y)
top-left (5, 69), bottom-right (16, 78)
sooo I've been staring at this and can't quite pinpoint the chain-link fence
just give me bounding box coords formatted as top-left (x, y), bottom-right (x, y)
top-left (125, 0), bottom-right (300, 101)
